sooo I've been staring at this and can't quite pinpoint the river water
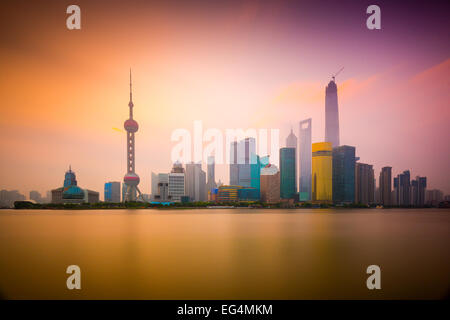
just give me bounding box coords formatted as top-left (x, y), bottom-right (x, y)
top-left (0, 208), bottom-right (449, 299)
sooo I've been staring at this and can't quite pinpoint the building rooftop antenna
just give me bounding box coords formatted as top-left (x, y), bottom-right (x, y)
top-left (332, 67), bottom-right (344, 81)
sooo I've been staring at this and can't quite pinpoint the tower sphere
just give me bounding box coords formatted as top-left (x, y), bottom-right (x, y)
top-left (124, 119), bottom-right (139, 132)
top-left (124, 172), bottom-right (140, 186)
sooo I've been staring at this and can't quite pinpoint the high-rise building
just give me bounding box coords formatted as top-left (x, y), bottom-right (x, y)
top-left (280, 147), bottom-right (296, 199)
top-left (311, 142), bottom-right (333, 202)
top-left (104, 181), bottom-right (121, 202)
top-left (299, 119), bottom-right (312, 201)
top-left (355, 163), bottom-right (375, 205)
top-left (260, 164), bottom-right (280, 203)
top-left (29, 190), bottom-right (43, 203)
top-left (426, 189), bottom-right (443, 207)
top-left (250, 154), bottom-right (269, 193)
top-left (206, 156), bottom-right (217, 193)
top-left (169, 162), bottom-right (185, 202)
top-left (185, 162), bottom-right (207, 202)
top-left (286, 128), bottom-right (298, 192)
top-left (410, 176), bottom-right (426, 207)
top-left (229, 138), bottom-right (256, 188)
top-left (151, 172), bottom-right (158, 200)
top-left (379, 167), bottom-right (392, 206)
top-left (229, 141), bottom-right (239, 186)
top-left (394, 170), bottom-right (411, 206)
top-left (325, 78), bottom-right (340, 148)
top-left (332, 145), bottom-right (355, 203)
top-left (123, 70), bottom-right (143, 202)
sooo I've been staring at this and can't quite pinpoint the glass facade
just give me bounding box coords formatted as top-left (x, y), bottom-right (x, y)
top-left (311, 142), bottom-right (332, 202)
top-left (280, 148), bottom-right (296, 199)
top-left (332, 145), bottom-right (355, 203)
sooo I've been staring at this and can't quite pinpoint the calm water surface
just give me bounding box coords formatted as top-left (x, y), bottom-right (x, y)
top-left (0, 208), bottom-right (449, 299)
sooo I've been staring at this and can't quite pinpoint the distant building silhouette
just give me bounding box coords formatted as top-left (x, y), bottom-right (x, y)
top-left (332, 145), bottom-right (356, 203)
top-left (355, 163), bottom-right (375, 205)
top-left (206, 156), bottom-right (217, 193)
top-left (299, 119), bottom-right (312, 201)
top-left (325, 79), bottom-right (340, 148)
top-left (411, 176), bottom-right (426, 207)
top-left (29, 190), bottom-right (43, 203)
top-left (379, 167), bottom-right (392, 206)
top-left (185, 162), bottom-right (206, 202)
top-left (311, 142), bottom-right (333, 203)
top-left (394, 170), bottom-right (411, 206)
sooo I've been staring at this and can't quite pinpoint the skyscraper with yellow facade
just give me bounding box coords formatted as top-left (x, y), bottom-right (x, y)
top-left (312, 142), bottom-right (333, 202)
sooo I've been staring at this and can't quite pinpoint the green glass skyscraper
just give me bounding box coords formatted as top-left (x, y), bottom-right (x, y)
top-left (280, 147), bottom-right (296, 199)
top-left (332, 145), bottom-right (355, 203)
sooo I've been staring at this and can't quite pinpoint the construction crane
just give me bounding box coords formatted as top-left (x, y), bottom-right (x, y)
top-left (332, 67), bottom-right (344, 81)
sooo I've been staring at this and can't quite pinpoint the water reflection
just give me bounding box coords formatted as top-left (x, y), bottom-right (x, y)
top-left (0, 208), bottom-right (448, 299)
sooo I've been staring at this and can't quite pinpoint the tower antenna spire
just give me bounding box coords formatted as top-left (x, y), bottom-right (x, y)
top-left (332, 67), bottom-right (344, 82)
top-left (129, 68), bottom-right (132, 102)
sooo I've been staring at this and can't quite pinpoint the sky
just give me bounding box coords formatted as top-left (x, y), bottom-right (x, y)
top-left (0, 0), bottom-right (449, 198)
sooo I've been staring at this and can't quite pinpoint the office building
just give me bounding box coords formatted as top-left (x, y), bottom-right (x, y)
top-left (186, 162), bottom-right (207, 202)
top-left (299, 118), bottom-right (312, 201)
top-left (280, 147), bottom-right (296, 199)
top-left (260, 164), bottom-right (280, 203)
top-left (168, 162), bottom-right (185, 202)
top-left (355, 163), bottom-right (375, 205)
top-left (311, 142), bottom-right (333, 202)
top-left (332, 145), bottom-right (355, 203)
top-left (379, 167), bottom-right (392, 206)
top-left (325, 78), bottom-right (340, 147)
top-left (104, 181), bottom-right (121, 202)
top-left (411, 176), bottom-right (427, 207)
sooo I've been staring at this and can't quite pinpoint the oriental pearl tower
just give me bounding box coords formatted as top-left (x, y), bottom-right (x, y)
top-left (123, 70), bottom-right (143, 202)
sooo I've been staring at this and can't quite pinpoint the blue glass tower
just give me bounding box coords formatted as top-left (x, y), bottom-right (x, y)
top-left (280, 148), bottom-right (296, 199)
top-left (332, 145), bottom-right (355, 203)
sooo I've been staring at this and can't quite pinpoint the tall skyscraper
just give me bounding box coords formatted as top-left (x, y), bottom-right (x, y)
top-left (311, 142), bottom-right (333, 202)
top-left (123, 70), bottom-right (143, 202)
top-left (355, 163), bottom-right (375, 205)
top-left (332, 145), bottom-right (355, 203)
top-left (286, 128), bottom-right (298, 193)
top-left (379, 167), bottom-right (392, 206)
top-left (104, 181), bottom-right (121, 202)
top-left (280, 147), bottom-right (296, 199)
top-left (185, 162), bottom-right (207, 202)
top-left (229, 141), bottom-right (239, 186)
top-left (260, 164), bottom-right (281, 203)
top-left (250, 154), bottom-right (269, 192)
top-left (151, 172), bottom-right (158, 200)
top-left (325, 78), bottom-right (340, 148)
top-left (169, 162), bottom-right (185, 203)
top-left (299, 118), bottom-right (312, 201)
top-left (206, 156), bottom-right (217, 193)
top-left (229, 137), bottom-right (256, 187)
top-left (394, 170), bottom-right (411, 206)
top-left (411, 176), bottom-right (426, 207)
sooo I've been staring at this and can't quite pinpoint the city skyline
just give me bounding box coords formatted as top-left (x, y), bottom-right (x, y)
top-left (0, 0), bottom-right (449, 197)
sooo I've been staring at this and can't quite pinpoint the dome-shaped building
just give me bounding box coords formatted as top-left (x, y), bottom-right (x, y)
top-left (51, 166), bottom-right (99, 204)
